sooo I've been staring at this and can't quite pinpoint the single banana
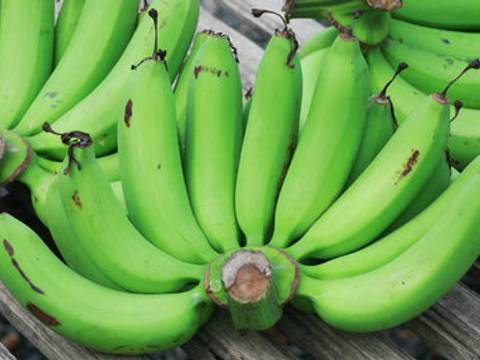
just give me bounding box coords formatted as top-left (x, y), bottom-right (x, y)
top-left (299, 47), bottom-right (329, 132)
top-left (27, 0), bottom-right (199, 160)
top-left (0, 0), bottom-right (54, 129)
top-left (54, 0), bottom-right (86, 65)
top-left (382, 37), bottom-right (480, 109)
top-left (269, 32), bottom-right (370, 248)
top-left (346, 63), bottom-right (406, 185)
top-left (389, 18), bottom-right (480, 62)
top-left (15, 0), bottom-right (139, 136)
top-left (367, 47), bottom-right (480, 169)
top-left (0, 214), bottom-right (213, 354)
top-left (236, 14), bottom-right (302, 247)
top-left (302, 154), bottom-right (480, 280)
top-left (174, 32), bottom-right (208, 150)
top-left (185, 31), bottom-right (243, 252)
top-left (59, 143), bottom-right (206, 293)
top-left (299, 26), bottom-right (337, 59)
top-left (296, 172), bottom-right (480, 332)
top-left (393, 0), bottom-right (480, 30)
top-left (387, 153), bottom-right (451, 230)
top-left (351, 8), bottom-right (390, 46)
top-left (288, 69), bottom-right (463, 260)
top-left (118, 16), bottom-right (217, 264)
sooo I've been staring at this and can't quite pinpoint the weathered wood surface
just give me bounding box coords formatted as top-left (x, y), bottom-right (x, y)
top-left (0, 342), bottom-right (15, 360)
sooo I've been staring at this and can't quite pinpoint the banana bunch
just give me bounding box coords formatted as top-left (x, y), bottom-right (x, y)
top-left (1, 1), bottom-right (480, 356)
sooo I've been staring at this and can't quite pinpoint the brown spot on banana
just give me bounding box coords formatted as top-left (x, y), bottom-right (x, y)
top-left (27, 303), bottom-right (60, 326)
top-left (124, 99), bottom-right (133, 127)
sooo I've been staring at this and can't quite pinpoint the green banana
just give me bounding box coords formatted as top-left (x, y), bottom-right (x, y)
top-left (387, 154), bottom-right (451, 230)
top-left (54, 0), bottom-right (86, 65)
top-left (0, 130), bottom-right (32, 187)
top-left (389, 18), bottom-right (480, 62)
top-left (288, 68), bottom-right (462, 260)
top-left (299, 26), bottom-right (337, 59)
top-left (382, 37), bottom-right (480, 109)
top-left (269, 33), bottom-right (370, 248)
top-left (118, 18), bottom-right (217, 264)
top-left (0, 214), bottom-right (213, 354)
top-left (174, 32), bottom-right (208, 150)
top-left (185, 31), bottom-right (243, 252)
top-left (0, 0), bottom-right (54, 129)
top-left (15, 0), bottom-right (139, 136)
top-left (299, 47), bottom-right (329, 132)
top-left (302, 154), bottom-right (480, 280)
top-left (346, 63), bottom-right (406, 185)
top-left (236, 17), bottom-right (302, 247)
top-left (351, 8), bottom-right (390, 46)
top-left (367, 47), bottom-right (480, 169)
top-left (27, 0), bottom-right (199, 160)
top-left (59, 143), bottom-right (205, 293)
top-left (36, 152), bottom-right (120, 182)
top-left (296, 172), bottom-right (480, 332)
top-left (393, 0), bottom-right (480, 30)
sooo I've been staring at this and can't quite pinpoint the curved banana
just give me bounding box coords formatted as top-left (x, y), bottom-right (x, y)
top-left (236, 25), bottom-right (302, 247)
top-left (27, 0), bottom-right (200, 159)
top-left (288, 81), bottom-right (454, 261)
top-left (382, 37), bottom-right (480, 109)
top-left (118, 31), bottom-right (217, 264)
top-left (15, 0), bottom-right (139, 136)
top-left (389, 18), bottom-right (480, 62)
top-left (299, 26), bottom-right (337, 59)
top-left (299, 47), bottom-right (329, 132)
top-left (387, 154), bottom-right (451, 230)
top-left (59, 144), bottom-right (206, 293)
top-left (393, 0), bottom-right (480, 30)
top-left (185, 31), bottom-right (243, 252)
top-left (346, 63), bottom-right (406, 185)
top-left (0, 0), bottom-right (54, 129)
top-left (367, 47), bottom-right (480, 169)
top-left (303, 155), bottom-right (480, 280)
top-left (351, 9), bottom-right (390, 46)
top-left (269, 33), bottom-right (370, 248)
top-left (54, 0), bottom-right (86, 65)
top-left (296, 172), bottom-right (480, 332)
top-left (174, 32), bottom-right (208, 150)
top-left (0, 214), bottom-right (213, 354)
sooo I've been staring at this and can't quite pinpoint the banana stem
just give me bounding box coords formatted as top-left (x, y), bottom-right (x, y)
top-left (221, 250), bottom-right (283, 331)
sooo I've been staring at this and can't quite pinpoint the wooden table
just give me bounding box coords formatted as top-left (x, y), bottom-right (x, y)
top-left (1, 1), bottom-right (480, 359)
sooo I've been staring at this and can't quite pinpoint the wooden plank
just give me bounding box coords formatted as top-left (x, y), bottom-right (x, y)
top-left (184, 310), bottom-right (293, 360)
top-left (198, 6), bottom-right (263, 90)
top-left (274, 308), bottom-right (413, 360)
top-left (405, 284), bottom-right (480, 359)
top-left (0, 282), bottom-right (152, 360)
top-left (0, 343), bottom-right (16, 360)
top-left (202, 0), bottom-right (324, 48)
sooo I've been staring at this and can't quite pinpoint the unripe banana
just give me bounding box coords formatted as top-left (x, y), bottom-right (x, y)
top-left (54, 0), bottom-right (86, 65)
top-left (351, 9), bottom-right (390, 46)
top-left (118, 32), bottom-right (217, 264)
top-left (236, 22), bottom-right (302, 246)
top-left (0, 214), bottom-right (213, 354)
top-left (59, 144), bottom-right (206, 293)
top-left (0, 130), bottom-right (32, 187)
top-left (299, 26), bottom-right (337, 59)
top-left (174, 32), bottom-right (208, 150)
top-left (367, 47), bottom-right (480, 169)
top-left (15, 0), bottom-right (139, 136)
top-left (387, 154), bottom-right (451, 230)
top-left (302, 155), bottom-right (480, 280)
top-left (393, 0), bottom-right (480, 30)
top-left (288, 87), bottom-right (454, 260)
top-left (185, 31), bottom-right (243, 252)
top-left (269, 33), bottom-right (370, 248)
top-left (0, 0), bottom-right (54, 129)
top-left (389, 18), bottom-right (480, 62)
top-left (382, 38), bottom-right (480, 109)
top-left (27, 0), bottom-right (200, 160)
top-left (297, 172), bottom-right (480, 332)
